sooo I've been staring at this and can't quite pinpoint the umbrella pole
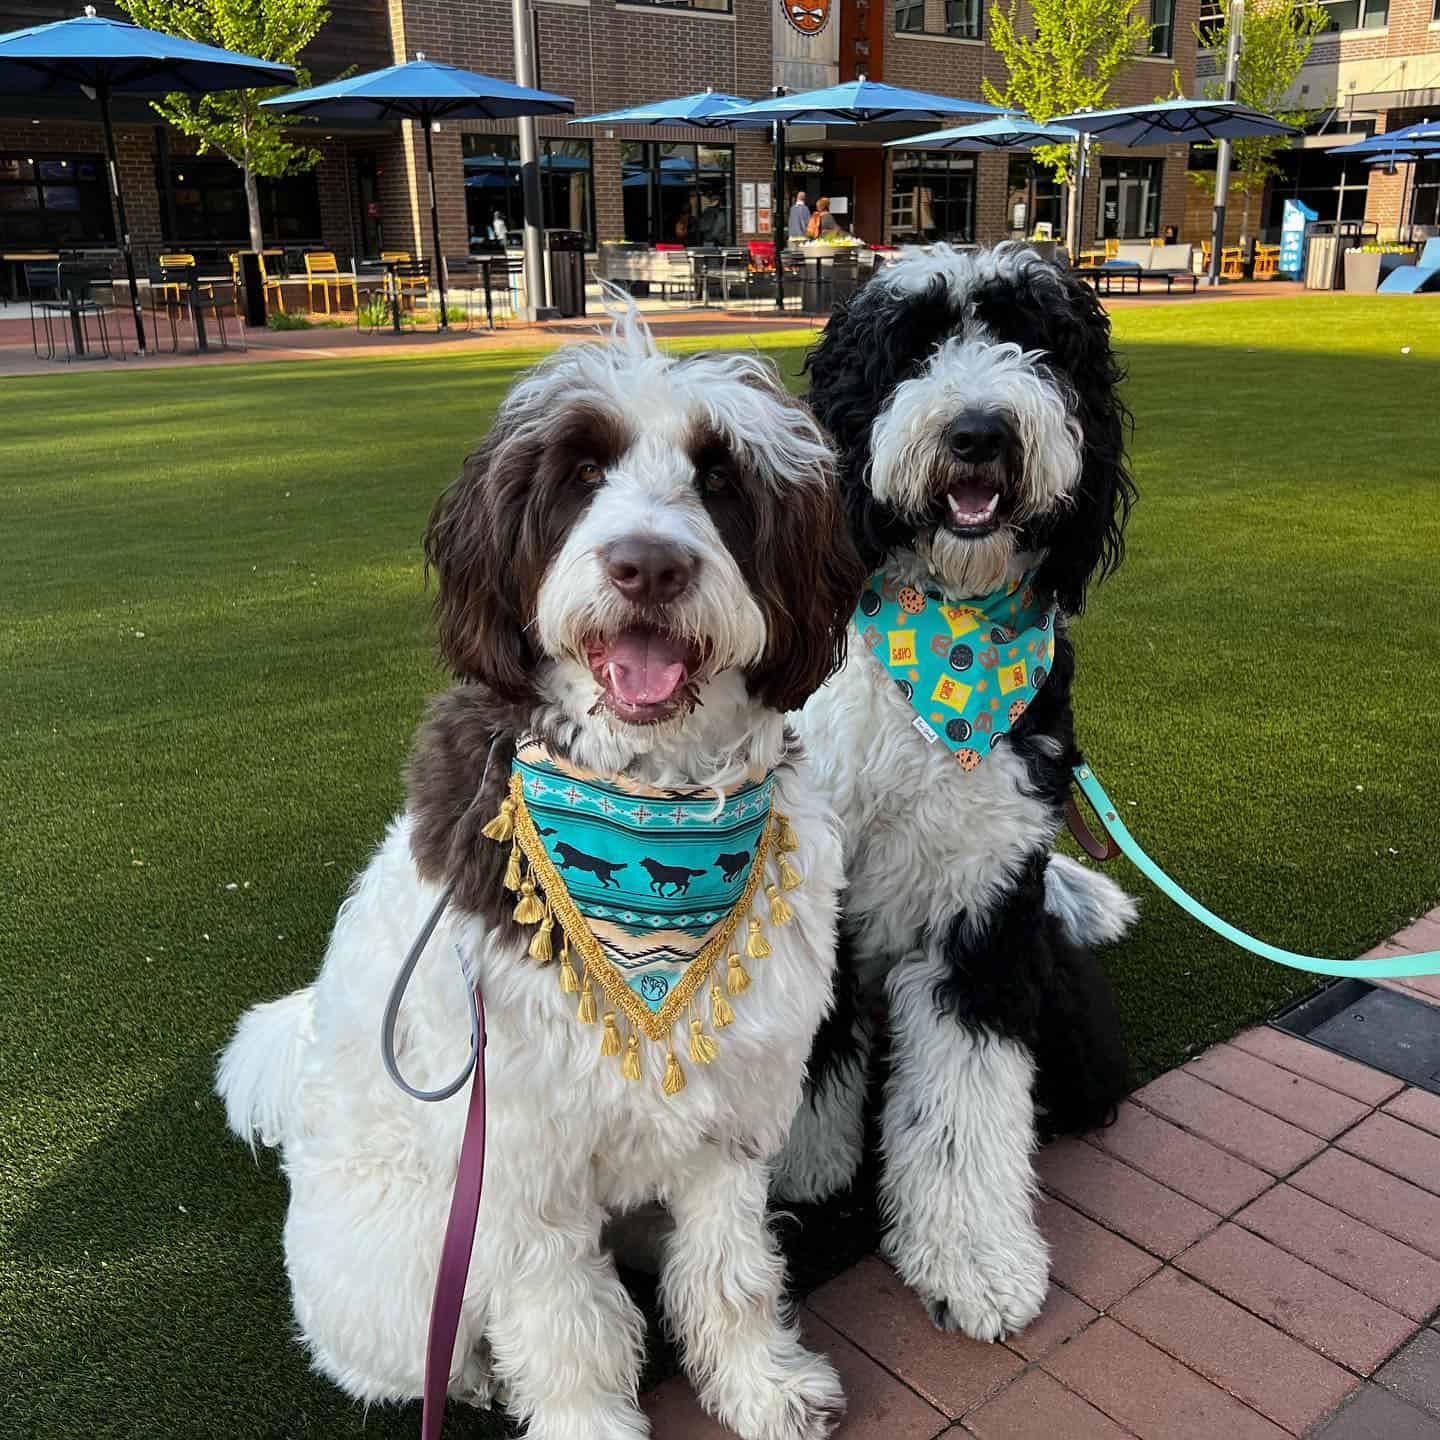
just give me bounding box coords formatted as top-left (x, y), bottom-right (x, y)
top-left (98, 82), bottom-right (146, 355)
top-left (422, 115), bottom-right (449, 331)
top-left (1397, 160), bottom-right (1413, 244)
top-left (772, 118), bottom-right (787, 313)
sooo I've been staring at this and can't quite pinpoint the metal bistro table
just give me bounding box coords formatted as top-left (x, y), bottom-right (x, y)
top-left (187, 270), bottom-right (234, 352)
top-left (448, 254), bottom-right (509, 329)
top-left (359, 256), bottom-right (406, 334)
top-left (1073, 263), bottom-right (1142, 297)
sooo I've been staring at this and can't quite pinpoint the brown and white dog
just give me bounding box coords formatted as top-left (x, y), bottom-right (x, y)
top-left (217, 313), bottom-right (865, 1440)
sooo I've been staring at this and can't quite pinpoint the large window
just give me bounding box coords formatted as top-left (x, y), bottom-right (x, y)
top-left (462, 136), bottom-right (596, 251)
top-left (890, 150), bottom-right (975, 243)
top-left (0, 153), bottom-right (114, 248)
top-left (621, 0), bottom-right (731, 11)
top-left (1006, 153), bottom-right (1062, 238)
top-left (164, 157), bottom-right (320, 246)
top-left (1318, 0), bottom-right (1388, 30)
top-left (1259, 147), bottom-right (1370, 232)
top-left (945, 0), bottom-right (982, 38)
top-left (1098, 156), bottom-right (1162, 238)
top-left (622, 143), bottom-right (734, 247)
top-left (1150, 0), bottom-right (1176, 55)
top-left (896, 0), bottom-right (982, 37)
top-left (1408, 158), bottom-right (1439, 230)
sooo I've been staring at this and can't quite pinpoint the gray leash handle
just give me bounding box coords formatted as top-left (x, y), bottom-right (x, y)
top-left (381, 739), bottom-right (498, 1102)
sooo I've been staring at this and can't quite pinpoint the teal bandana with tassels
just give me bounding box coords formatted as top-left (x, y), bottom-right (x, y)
top-left (481, 738), bottom-right (802, 1095)
top-left (855, 570), bottom-right (1058, 770)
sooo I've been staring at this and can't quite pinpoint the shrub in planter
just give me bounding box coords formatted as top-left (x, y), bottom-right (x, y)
top-left (1343, 246), bottom-right (1417, 293)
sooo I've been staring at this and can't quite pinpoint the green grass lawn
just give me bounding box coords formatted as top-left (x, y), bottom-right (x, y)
top-left (3, 297), bottom-right (1438, 1439)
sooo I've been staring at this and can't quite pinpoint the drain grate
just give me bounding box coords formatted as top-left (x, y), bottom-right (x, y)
top-left (1271, 979), bottom-right (1440, 1097)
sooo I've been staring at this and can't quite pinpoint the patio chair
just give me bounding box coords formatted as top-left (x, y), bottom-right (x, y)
top-left (380, 251), bottom-right (430, 308)
top-left (1253, 244), bottom-right (1280, 281)
top-left (146, 260), bottom-right (194, 351)
top-left (189, 270), bottom-right (246, 351)
top-left (22, 260), bottom-right (60, 356)
top-left (229, 251), bottom-right (286, 314)
top-left (303, 251), bottom-right (358, 315)
top-left (1378, 237), bottom-right (1440, 294)
top-left (1221, 245), bottom-right (1245, 280)
top-left (32, 260), bottom-right (124, 362)
top-left (393, 258), bottom-right (434, 325)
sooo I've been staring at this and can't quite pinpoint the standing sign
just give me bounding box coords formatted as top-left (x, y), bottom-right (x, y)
top-left (1279, 198), bottom-right (1317, 280)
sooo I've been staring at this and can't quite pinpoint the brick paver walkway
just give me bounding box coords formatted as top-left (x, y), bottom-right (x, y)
top-left (645, 908), bottom-right (1440, 1438)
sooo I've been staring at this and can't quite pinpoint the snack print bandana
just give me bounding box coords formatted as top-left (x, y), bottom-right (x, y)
top-left (509, 739), bottom-right (776, 1037)
top-left (855, 570), bottom-right (1058, 770)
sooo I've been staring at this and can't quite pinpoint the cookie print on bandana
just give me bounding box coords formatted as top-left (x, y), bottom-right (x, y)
top-left (854, 569), bottom-right (1057, 769)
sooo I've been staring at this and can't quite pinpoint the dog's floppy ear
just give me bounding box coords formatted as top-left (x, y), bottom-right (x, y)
top-left (1022, 265), bottom-right (1135, 615)
top-left (805, 276), bottom-right (959, 569)
top-left (746, 464), bottom-right (868, 713)
top-left (424, 423), bottom-right (538, 704)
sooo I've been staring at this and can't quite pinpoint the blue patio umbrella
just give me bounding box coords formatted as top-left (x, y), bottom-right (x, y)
top-left (1335, 130), bottom-right (1440, 241)
top-left (718, 78), bottom-right (1005, 127)
top-left (1052, 99), bottom-right (1297, 282)
top-left (0, 5), bottom-right (296, 352)
top-left (710, 78), bottom-right (1004, 309)
top-left (888, 115), bottom-right (1079, 151)
top-left (265, 55), bottom-right (573, 328)
top-left (569, 88), bottom-right (752, 127)
top-left (1050, 98), bottom-right (1297, 146)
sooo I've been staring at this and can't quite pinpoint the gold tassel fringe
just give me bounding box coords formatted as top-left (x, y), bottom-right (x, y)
top-left (577, 970), bottom-right (598, 1024)
top-left (776, 812), bottom-right (799, 852)
top-left (726, 951), bottom-right (751, 995)
top-left (600, 1012), bottom-right (622, 1056)
top-left (621, 1033), bottom-right (642, 1081)
top-left (689, 1018), bottom-right (719, 1064)
top-left (745, 915), bottom-right (771, 960)
top-left (559, 954), bottom-right (580, 994)
top-left (711, 980), bottom-right (735, 1027)
top-left (662, 1047), bottom-right (686, 1096)
top-left (513, 876), bottom-right (545, 925)
top-left (777, 854), bottom-right (803, 892)
top-left (481, 798), bottom-right (515, 842)
top-left (529, 908), bottom-right (554, 963)
top-left (503, 840), bottom-right (521, 893)
top-left (766, 882), bottom-right (793, 926)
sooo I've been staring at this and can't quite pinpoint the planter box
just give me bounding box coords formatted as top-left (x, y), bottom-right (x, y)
top-left (1343, 248), bottom-right (1417, 294)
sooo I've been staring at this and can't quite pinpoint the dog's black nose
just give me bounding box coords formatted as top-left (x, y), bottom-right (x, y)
top-left (947, 411), bottom-right (1010, 464)
top-left (604, 537), bottom-right (696, 604)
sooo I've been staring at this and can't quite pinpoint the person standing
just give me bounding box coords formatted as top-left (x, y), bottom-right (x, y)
top-left (788, 190), bottom-right (811, 239)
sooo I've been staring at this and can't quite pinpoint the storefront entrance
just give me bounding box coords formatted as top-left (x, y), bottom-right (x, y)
top-left (1099, 158), bottom-right (1162, 239)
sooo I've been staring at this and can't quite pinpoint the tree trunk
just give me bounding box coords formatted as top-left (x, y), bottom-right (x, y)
top-left (1066, 179), bottom-right (1080, 258)
top-left (243, 162), bottom-right (264, 253)
top-left (1240, 182), bottom-right (1252, 248)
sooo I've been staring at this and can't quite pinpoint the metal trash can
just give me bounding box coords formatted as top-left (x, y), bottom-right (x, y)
top-left (236, 250), bottom-right (268, 325)
top-left (1305, 233), bottom-right (1341, 290)
top-left (544, 229), bottom-right (586, 318)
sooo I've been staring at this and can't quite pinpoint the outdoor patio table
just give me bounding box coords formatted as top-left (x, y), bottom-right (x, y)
top-left (449, 255), bottom-right (505, 329)
top-left (186, 272), bottom-right (232, 352)
top-left (3, 250), bottom-right (60, 302)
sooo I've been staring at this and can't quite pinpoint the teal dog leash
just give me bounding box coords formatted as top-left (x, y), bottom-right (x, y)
top-left (1071, 765), bottom-right (1440, 980)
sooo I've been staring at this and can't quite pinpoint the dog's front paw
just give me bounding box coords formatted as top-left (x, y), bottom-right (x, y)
top-left (708, 1343), bottom-right (844, 1440)
top-left (892, 1230), bottom-right (1050, 1342)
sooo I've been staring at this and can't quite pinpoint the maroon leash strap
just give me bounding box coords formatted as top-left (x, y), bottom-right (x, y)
top-left (421, 984), bottom-right (487, 1440)
top-left (1066, 788), bottom-right (1121, 863)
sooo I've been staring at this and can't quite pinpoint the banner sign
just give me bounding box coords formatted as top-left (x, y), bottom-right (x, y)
top-left (1279, 198), bottom-right (1317, 280)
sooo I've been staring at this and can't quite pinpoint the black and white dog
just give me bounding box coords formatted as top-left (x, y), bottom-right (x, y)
top-left (217, 314), bottom-right (865, 1439)
top-left (775, 244), bottom-right (1138, 1341)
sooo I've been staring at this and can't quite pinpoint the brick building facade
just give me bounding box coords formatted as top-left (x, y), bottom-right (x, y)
top-left (1194, 0), bottom-right (1440, 243)
top-left (2, 0), bottom-right (1207, 279)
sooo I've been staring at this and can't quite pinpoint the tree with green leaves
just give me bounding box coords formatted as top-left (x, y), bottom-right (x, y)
top-left (1187, 0), bottom-right (1328, 241)
top-left (120, 0), bottom-right (329, 252)
top-left (984, 0), bottom-right (1150, 242)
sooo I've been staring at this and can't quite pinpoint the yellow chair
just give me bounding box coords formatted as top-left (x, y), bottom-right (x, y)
top-left (380, 250), bottom-right (431, 306)
top-left (155, 252), bottom-right (196, 306)
top-left (229, 250), bottom-right (286, 313)
top-left (303, 251), bottom-right (358, 315)
top-left (1253, 244), bottom-right (1279, 280)
top-left (1221, 245), bottom-right (1245, 281)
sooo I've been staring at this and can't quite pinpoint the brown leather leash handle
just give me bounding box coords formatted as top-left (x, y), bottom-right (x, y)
top-left (1066, 786), bottom-right (1120, 862)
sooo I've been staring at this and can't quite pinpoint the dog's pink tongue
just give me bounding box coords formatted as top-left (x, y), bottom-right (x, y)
top-left (605, 630), bottom-right (689, 706)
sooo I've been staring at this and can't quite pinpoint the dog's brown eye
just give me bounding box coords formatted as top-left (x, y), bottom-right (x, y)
top-left (702, 466), bottom-right (729, 493)
top-left (576, 461), bottom-right (603, 485)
